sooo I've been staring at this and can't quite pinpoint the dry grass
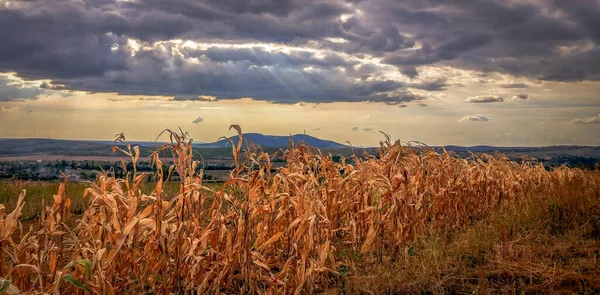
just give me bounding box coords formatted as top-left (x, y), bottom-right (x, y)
top-left (343, 170), bottom-right (600, 294)
top-left (0, 126), bottom-right (598, 294)
top-left (0, 180), bottom-right (185, 221)
top-left (0, 181), bottom-right (89, 220)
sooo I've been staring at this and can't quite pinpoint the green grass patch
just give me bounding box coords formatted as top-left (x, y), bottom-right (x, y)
top-left (0, 180), bottom-right (221, 220)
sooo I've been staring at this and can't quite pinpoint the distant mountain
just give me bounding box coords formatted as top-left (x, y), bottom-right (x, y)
top-left (196, 133), bottom-right (348, 149)
top-left (1, 138), bottom-right (598, 168)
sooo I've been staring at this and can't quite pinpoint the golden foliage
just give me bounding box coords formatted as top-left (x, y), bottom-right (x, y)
top-left (0, 126), bottom-right (598, 294)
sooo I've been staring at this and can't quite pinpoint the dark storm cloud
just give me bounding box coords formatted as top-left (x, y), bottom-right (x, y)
top-left (0, 0), bottom-right (419, 104)
top-left (173, 96), bottom-right (214, 102)
top-left (379, 91), bottom-right (425, 105)
top-left (370, 1), bottom-right (600, 80)
top-left (436, 34), bottom-right (493, 60)
top-left (50, 43), bottom-right (423, 104)
top-left (550, 0), bottom-right (600, 43)
top-left (398, 66), bottom-right (419, 79)
top-left (0, 0), bottom-right (599, 103)
top-left (409, 77), bottom-right (448, 91)
top-left (120, 0), bottom-right (353, 43)
top-left (0, 4), bottom-right (132, 80)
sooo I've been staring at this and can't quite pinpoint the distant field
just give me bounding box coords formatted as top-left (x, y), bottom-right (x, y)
top-left (0, 180), bottom-right (90, 219)
top-left (1, 137), bottom-right (599, 168)
top-left (0, 155), bottom-right (131, 162)
top-left (0, 180), bottom-right (199, 220)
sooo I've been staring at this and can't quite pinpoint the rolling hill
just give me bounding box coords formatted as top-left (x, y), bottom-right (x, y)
top-left (195, 133), bottom-right (348, 148)
top-left (0, 133), bottom-right (349, 157)
top-left (1, 137), bottom-right (599, 169)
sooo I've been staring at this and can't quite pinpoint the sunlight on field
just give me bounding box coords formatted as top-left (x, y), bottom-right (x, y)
top-left (0, 127), bottom-right (599, 294)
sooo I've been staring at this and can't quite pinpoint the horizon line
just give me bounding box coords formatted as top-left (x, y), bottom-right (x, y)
top-left (0, 136), bottom-right (598, 149)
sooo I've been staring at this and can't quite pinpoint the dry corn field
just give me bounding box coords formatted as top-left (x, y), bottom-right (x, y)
top-left (1, 126), bottom-right (599, 294)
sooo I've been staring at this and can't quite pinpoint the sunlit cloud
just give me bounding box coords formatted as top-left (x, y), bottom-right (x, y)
top-left (459, 115), bottom-right (490, 122)
top-left (510, 94), bottom-right (529, 100)
top-left (0, 105), bottom-right (19, 112)
top-left (571, 113), bottom-right (600, 124)
top-left (465, 95), bottom-right (504, 103)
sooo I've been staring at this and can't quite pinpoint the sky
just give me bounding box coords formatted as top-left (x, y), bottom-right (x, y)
top-left (0, 0), bottom-right (599, 146)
